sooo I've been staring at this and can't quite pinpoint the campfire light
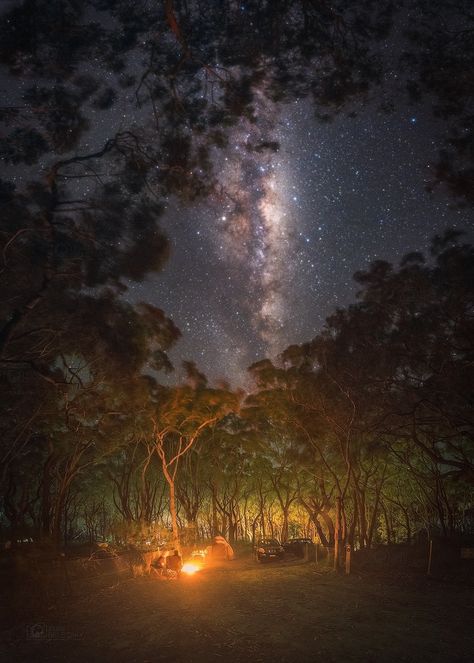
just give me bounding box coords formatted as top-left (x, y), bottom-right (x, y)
top-left (182, 562), bottom-right (200, 575)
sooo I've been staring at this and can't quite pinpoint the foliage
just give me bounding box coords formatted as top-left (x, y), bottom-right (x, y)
top-left (1, 1), bottom-right (473, 549)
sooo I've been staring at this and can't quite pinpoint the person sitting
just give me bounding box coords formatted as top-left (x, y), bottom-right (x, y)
top-left (151, 554), bottom-right (166, 578)
top-left (166, 549), bottom-right (183, 578)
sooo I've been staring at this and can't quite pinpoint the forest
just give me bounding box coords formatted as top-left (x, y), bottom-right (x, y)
top-left (1, 0), bottom-right (473, 559)
top-left (1, 230), bottom-right (473, 555)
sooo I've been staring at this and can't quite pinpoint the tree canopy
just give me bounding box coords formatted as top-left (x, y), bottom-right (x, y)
top-left (1, 1), bottom-right (473, 550)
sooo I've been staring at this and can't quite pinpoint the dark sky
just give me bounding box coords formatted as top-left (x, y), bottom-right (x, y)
top-left (2, 2), bottom-right (472, 390)
top-left (126, 96), bottom-right (472, 388)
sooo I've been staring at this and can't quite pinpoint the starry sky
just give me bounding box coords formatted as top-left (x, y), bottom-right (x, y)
top-left (2, 2), bottom-right (473, 390)
top-left (126, 95), bottom-right (472, 388)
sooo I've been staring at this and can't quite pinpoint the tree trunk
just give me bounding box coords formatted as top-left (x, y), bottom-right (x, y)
top-left (381, 501), bottom-right (392, 545)
top-left (403, 506), bottom-right (411, 543)
top-left (312, 516), bottom-right (329, 547)
top-left (320, 510), bottom-right (335, 546)
top-left (348, 492), bottom-right (358, 548)
top-left (211, 486), bottom-right (219, 536)
top-left (168, 480), bottom-right (179, 548)
top-left (281, 507), bottom-right (289, 543)
top-left (334, 496), bottom-right (341, 571)
top-left (40, 454), bottom-right (55, 538)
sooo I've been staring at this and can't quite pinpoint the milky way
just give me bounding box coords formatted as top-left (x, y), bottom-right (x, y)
top-left (2, 2), bottom-right (473, 392)
top-left (127, 96), bottom-right (473, 388)
top-left (210, 110), bottom-right (296, 359)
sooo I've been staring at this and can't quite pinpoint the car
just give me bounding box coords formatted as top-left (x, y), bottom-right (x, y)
top-left (254, 538), bottom-right (284, 562)
top-left (282, 538), bottom-right (315, 559)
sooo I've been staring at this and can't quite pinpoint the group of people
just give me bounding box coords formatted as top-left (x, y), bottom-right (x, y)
top-left (151, 549), bottom-right (182, 579)
top-left (151, 536), bottom-right (234, 579)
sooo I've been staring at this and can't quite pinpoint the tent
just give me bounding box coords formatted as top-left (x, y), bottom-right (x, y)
top-left (207, 535), bottom-right (234, 560)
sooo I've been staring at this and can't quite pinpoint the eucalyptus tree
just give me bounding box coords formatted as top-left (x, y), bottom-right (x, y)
top-left (0, 295), bottom-right (179, 543)
top-left (149, 372), bottom-right (241, 547)
top-left (273, 231), bottom-right (474, 546)
top-left (349, 231), bottom-right (474, 486)
top-left (402, 0), bottom-right (474, 205)
top-left (246, 355), bottom-right (356, 555)
top-left (191, 411), bottom-right (258, 542)
top-left (2, 0), bottom-right (473, 547)
top-left (174, 421), bottom-right (255, 543)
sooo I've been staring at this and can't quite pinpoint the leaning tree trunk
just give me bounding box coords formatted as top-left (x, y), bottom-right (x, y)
top-left (168, 480), bottom-right (179, 548)
top-left (320, 509), bottom-right (335, 546)
top-left (312, 516), bottom-right (330, 547)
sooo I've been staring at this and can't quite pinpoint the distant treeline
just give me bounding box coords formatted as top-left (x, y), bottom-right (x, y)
top-left (1, 233), bottom-right (472, 549)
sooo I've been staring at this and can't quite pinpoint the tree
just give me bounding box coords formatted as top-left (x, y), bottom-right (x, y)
top-left (402, 0), bottom-right (474, 205)
top-left (267, 231), bottom-right (474, 547)
top-left (150, 375), bottom-right (240, 547)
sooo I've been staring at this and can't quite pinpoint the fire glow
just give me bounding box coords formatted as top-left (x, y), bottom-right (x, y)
top-left (181, 562), bottom-right (200, 575)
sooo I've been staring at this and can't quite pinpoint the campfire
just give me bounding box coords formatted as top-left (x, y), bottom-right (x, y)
top-left (181, 562), bottom-right (201, 575)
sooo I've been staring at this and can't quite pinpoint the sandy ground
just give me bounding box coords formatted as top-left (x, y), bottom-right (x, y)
top-left (1, 554), bottom-right (473, 663)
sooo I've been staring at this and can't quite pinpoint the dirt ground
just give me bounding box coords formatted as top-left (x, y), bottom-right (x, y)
top-left (1, 553), bottom-right (473, 663)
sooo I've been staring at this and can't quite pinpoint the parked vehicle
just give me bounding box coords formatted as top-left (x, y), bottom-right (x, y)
top-left (283, 538), bottom-right (315, 559)
top-left (254, 538), bottom-right (284, 562)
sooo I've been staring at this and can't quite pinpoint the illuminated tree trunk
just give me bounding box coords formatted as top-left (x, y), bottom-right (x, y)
top-left (381, 501), bottom-right (392, 544)
top-left (355, 488), bottom-right (368, 548)
top-left (367, 469), bottom-right (386, 548)
top-left (320, 510), bottom-right (335, 546)
top-left (153, 414), bottom-right (221, 550)
top-left (211, 485), bottom-right (219, 536)
top-left (313, 517), bottom-right (329, 547)
top-left (168, 478), bottom-right (179, 548)
top-left (280, 508), bottom-right (290, 543)
top-left (334, 495), bottom-right (341, 571)
top-left (348, 492), bottom-right (358, 548)
top-left (156, 449), bottom-right (180, 549)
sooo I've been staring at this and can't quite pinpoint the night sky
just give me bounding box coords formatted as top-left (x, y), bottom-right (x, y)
top-left (126, 97), bottom-right (471, 388)
top-left (3, 2), bottom-right (473, 389)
